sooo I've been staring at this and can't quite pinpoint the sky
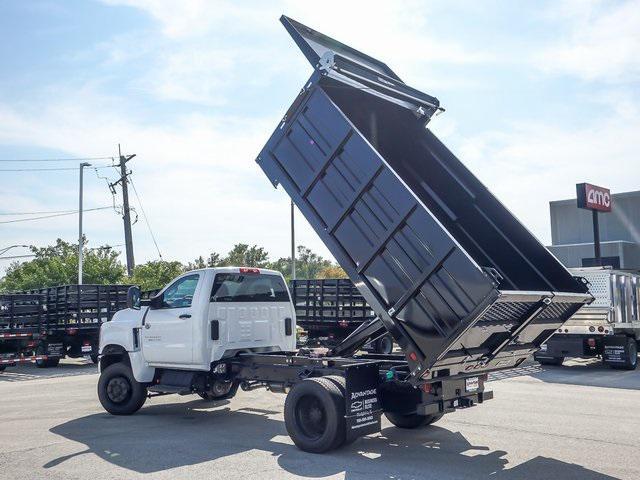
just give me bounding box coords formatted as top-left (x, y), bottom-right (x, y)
top-left (1, 0), bottom-right (639, 273)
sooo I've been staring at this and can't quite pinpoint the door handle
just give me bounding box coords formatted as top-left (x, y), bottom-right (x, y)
top-left (179, 314), bottom-right (192, 319)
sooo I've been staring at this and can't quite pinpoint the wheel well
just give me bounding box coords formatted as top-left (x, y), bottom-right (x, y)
top-left (100, 345), bottom-right (130, 371)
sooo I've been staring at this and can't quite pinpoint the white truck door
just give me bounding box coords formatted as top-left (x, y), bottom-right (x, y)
top-left (142, 272), bottom-right (201, 365)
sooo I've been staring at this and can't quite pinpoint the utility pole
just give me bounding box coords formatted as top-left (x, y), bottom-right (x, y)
top-left (78, 162), bottom-right (91, 284)
top-left (110, 145), bottom-right (136, 276)
top-left (291, 200), bottom-right (296, 280)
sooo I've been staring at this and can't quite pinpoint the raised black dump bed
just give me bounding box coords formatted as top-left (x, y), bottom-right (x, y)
top-left (258, 16), bottom-right (593, 382)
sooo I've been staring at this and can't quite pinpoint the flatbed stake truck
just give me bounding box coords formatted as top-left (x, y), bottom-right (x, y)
top-left (0, 294), bottom-right (54, 370)
top-left (97, 16), bottom-right (592, 453)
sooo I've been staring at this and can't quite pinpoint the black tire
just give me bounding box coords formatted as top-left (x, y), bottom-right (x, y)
top-left (98, 363), bottom-right (147, 415)
top-left (611, 338), bottom-right (638, 370)
top-left (384, 411), bottom-right (444, 429)
top-left (375, 335), bottom-right (394, 355)
top-left (198, 380), bottom-right (237, 401)
top-left (35, 344), bottom-right (60, 368)
top-left (284, 376), bottom-right (347, 453)
top-left (536, 356), bottom-right (564, 366)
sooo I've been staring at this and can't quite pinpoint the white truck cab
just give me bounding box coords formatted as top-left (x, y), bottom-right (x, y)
top-left (97, 267), bottom-right (295, 413)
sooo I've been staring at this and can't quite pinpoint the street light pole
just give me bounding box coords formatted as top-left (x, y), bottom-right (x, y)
top-left (0, 244), bottom-right (29, 257)
top-left (78, 162), bottom-right (91, 285)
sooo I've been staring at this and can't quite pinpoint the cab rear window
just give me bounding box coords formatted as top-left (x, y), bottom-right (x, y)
top-left (210, 273), bottom-right (290, 302)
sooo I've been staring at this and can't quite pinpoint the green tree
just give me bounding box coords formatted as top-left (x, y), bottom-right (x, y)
top-left (130, 260), bottom-right (185, 291)
top-left (316, 265), bottom-right (348, 279)
top-left (268, 245), bottom-right (334, 281)
top-left (0, 238), bottom-right (125, 291)
top-left (186, 252), bottom-right (222, 270)
top-left (222, 244), bottom-right (270, 267)
top-left (295, 245), bottom-right (333, 279)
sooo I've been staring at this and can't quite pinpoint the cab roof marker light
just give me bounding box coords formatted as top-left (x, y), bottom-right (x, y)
top-left (239, 268), bottom-right (260, 274)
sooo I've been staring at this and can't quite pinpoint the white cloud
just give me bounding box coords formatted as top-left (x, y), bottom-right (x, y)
top-left (535, 0), bottom-right (640, 82)
top-left (102, 0), bottom-right (494, 99)
top-left (448, 96), bottom-right (640, 244)
top-left (4, 0), bottom-right (640, 276)
top-left (0, 86), bottom-right (318, 268)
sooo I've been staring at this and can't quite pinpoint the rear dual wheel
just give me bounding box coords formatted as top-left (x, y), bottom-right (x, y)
top-left (384, 411), bottom-right (444, 429)
top-left (284, 376), bottom-right (347, 453)
top-left (374, 335), bottom-right (394, 355)
top-left (610, 337), bottom-right (638, 370)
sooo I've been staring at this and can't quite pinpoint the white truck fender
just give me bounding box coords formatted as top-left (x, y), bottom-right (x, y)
top-left (128, 350), bottom-right (155, 383)
top-left (99, 307), bottom-right (155, 383)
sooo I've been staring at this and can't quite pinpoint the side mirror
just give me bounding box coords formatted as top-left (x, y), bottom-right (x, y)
top-left (149, 293), bottom-right (164, 310)
top-left (127, 286), bottom-right (141, 310)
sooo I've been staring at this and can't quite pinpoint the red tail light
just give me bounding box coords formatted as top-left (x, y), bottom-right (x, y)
top-left (587, 338), bottom-right (596, 347)
top-left (421, 383), bottom-right (432, 393)
top-left (338, 320), bottom-right (348, 328)
top-left (66, 328), bottom-right (78, 335)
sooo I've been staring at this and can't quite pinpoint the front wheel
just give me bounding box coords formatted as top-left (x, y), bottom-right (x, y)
top-left (384, 411), bottom-right (444, 429)
top-left (98, 363), bottom-right (147, 415)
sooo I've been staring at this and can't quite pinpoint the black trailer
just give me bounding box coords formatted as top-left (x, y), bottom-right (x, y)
top-left (252, 15), bottom-right (593, 450)
top-left (291, 278), bottom-right (394, 353)
top-left (26, 284), bottom-right (130, 366)
top-left (0, 294), bottom-right (54, 370)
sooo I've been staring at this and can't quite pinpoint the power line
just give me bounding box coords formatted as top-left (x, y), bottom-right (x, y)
top-left (0, 208), bottom-right (78, 216)
top-left (0, 156), bottom-right (113, 162)
top-left (0, 164), bottom-right (114, 172)
top-left (0, 206), bottom-right (113, 224)
top-left (129, 175), bottom-right (163, 259)
top-left (0, 254), bottom-right (36, 260)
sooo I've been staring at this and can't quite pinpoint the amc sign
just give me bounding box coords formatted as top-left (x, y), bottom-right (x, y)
top-left (576, 183), bottom-right (612, 212)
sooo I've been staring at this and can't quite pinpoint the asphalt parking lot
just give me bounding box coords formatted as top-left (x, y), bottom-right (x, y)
top-left (0, 358), bottom-right (638, 480)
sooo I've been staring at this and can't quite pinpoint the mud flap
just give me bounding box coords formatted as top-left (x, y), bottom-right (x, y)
top-left (344, 363), bottom-right (382, 442)
top-left (46, 342), bottom-right (64, 358)
top-left (603, 335), bottom-right (629, 366)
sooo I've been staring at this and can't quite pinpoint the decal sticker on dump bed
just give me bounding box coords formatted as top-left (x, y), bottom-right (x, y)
top-left (344, 363), bottom-right (381, 441)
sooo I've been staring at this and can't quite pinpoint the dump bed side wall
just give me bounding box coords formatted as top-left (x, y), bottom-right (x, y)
top-left (258, 80), bottom-right (497, 367)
